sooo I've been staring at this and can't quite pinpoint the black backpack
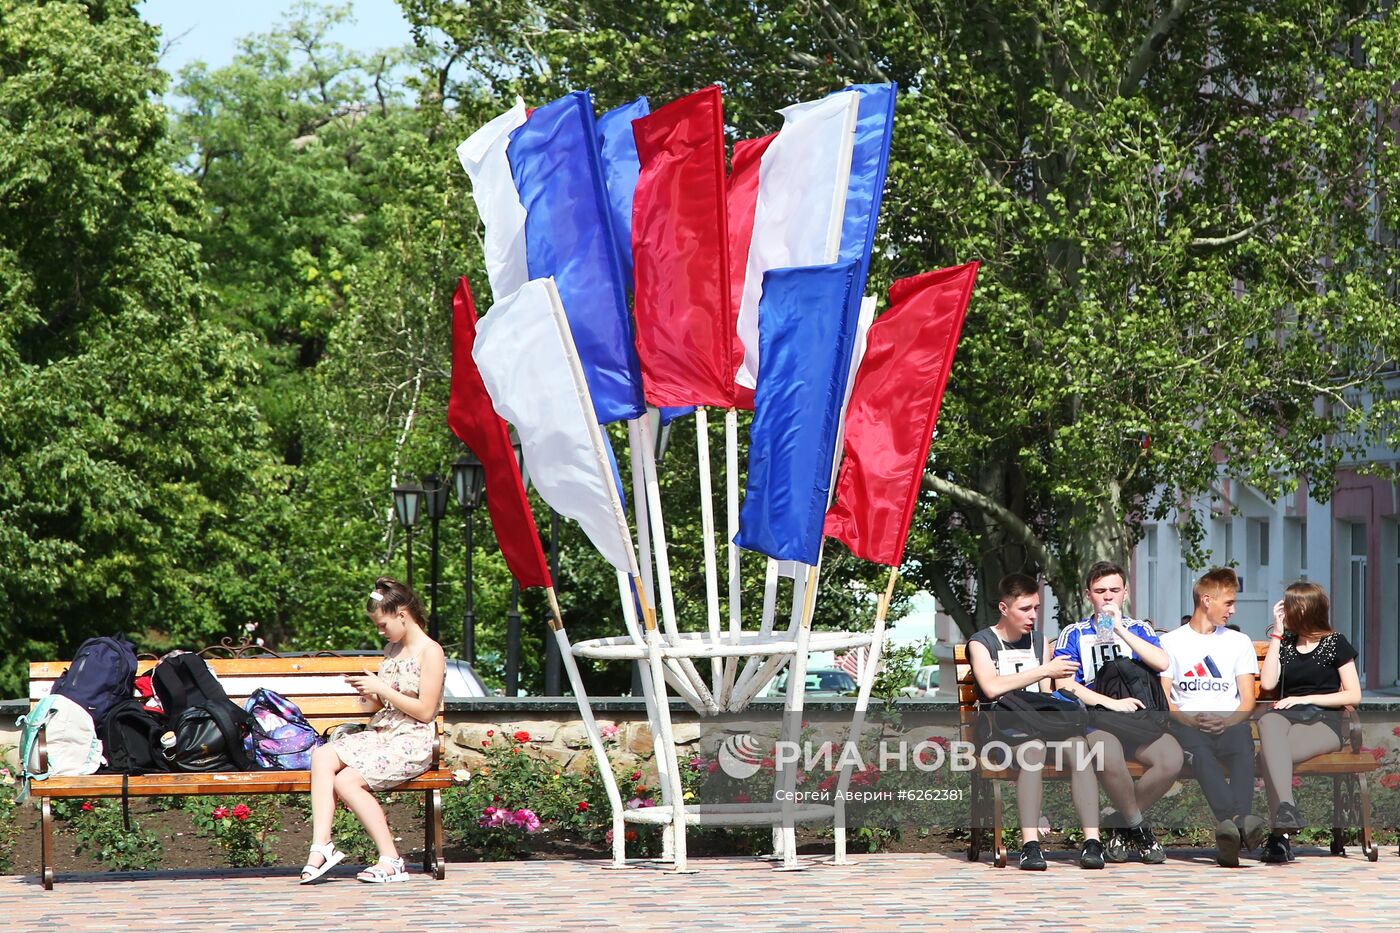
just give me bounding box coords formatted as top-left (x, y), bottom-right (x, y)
top-left (987, 688), bottom-right (1088, 742)
top-left (52, 635), bottom-right (138, 723)
top-left (99, 698), bottom-right (170, 775)
top-left (152, 653), bottom-right (258, 772)
top-left (1088, 657), bottom-right (1170, 746)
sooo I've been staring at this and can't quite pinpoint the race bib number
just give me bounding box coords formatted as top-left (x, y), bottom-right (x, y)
top-left (1083, 633), bottom-right (1124, 685)
top-left (997, 648), bottom-right (1040, 693)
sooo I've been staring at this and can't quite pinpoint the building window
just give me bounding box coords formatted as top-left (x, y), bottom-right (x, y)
top-left (1246, 518), bottom-right (1270, 593)
top-left (1347, 523), bottom-right (1368, 682)
top-left (1299, 518), bottom-right (1308, 575)
top-left (1284, 517), bottom-right (1306, 583)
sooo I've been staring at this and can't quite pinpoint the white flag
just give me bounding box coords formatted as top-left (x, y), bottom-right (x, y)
top-left (474, 278), bottom-right (636, 574)
top-left (457, 100), bottom-right (530, 303)
top-left (734, 92), bottom-right (860, 390)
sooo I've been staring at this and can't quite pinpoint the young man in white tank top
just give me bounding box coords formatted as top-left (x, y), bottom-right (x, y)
top-left (966, 574), bottom-right (1103, 870)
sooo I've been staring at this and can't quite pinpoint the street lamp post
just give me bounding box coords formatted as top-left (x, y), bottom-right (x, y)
top-left (501, 432), bottom-right (525, 696)
top-left (506, 581), bottom-right (521, 696)
top-left (422, 474), bottom-right (450, 643)
top-left (391, 481), bottom-right (425, 588)
top-left (450, 452), bottom-right (485, 664)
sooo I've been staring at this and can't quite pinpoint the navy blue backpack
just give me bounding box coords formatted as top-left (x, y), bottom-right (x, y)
top-left (52, 635), bottom-right (138, 724)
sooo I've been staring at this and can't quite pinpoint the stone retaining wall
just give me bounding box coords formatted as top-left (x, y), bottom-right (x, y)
top-left (7, 697), bottom-right (1400, 782)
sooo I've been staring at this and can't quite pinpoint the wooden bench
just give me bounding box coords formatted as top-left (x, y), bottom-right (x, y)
top-left (954, 641), bottom-right (1380, 866)
top-left (26, 655), bottom-right (452, 889)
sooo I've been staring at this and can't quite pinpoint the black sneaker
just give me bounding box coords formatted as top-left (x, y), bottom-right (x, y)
top-left (1260, 833), bottom-right (1289, 864)
top-left (1284, 834), bottom-right (1296, 862)
top-left (1019, 841), bottom-right (1047, 871)
top-left (1215, 819), bottom-right (1242, 867)
top-left (1103, 826), bottom-right (1133, 863)
top-left (1274, 802), bottom-right (1304, 832)
top-left (1238, 815), bottom-right (1268, 852)
top-left (1079, 837), bottom-right (1106, 869)
top-left (1135, 820), bottom-right (1166, 864)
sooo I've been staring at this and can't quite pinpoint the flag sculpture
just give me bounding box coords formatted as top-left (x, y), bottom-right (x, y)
top-left (451, 82), bottom-right (978, 873)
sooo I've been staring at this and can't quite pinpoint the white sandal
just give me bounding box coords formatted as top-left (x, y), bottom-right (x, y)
top-left (357, 855), bottom-right (409, 883)
top-left (299, 840), bottom-right (345, 884)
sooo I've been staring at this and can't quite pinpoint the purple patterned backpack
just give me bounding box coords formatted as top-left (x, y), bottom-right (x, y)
top-left (242, 688), bottom-right (321, 770)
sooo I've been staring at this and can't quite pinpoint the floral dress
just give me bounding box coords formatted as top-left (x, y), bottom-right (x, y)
top-left (332, 653), bottom-right (439, 791)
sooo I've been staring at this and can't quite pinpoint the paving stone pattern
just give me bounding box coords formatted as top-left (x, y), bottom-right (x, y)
top-left (1, 848), bottom-right (1394, 932)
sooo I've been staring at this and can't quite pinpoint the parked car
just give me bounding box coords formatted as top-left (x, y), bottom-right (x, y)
top-left (901, 664), bottom-right (940, 697)
top-left (761, 668), bottom-right (858, 698)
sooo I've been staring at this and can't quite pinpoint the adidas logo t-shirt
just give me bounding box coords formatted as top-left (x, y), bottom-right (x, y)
top-left (1160, 624), bottom-right (1259, 712)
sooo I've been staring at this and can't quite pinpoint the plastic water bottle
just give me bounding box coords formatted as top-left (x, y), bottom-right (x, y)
top-left (1094, 611), bottom-right (1115, 642)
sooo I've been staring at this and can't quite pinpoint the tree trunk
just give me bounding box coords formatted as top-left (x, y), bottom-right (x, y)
top-left (1067, 480), bottom-right (1134, 620)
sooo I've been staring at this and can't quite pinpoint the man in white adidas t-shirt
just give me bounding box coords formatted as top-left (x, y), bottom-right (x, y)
top-left (1160, 567), bottom-right (1265, 867)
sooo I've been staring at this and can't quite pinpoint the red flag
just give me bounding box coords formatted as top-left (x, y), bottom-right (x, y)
top-left (447, 276), bottom-right (551, 589)
top-left (724, 133), bottom-right (776, 412)
top-left (631, 85), bottom-right (734, 408)
top-left (822, 261), bottom-right (979, 566)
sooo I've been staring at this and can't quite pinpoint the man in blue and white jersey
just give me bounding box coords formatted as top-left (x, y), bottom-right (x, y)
top-left (1053, 561), bottom-right (1183, 864)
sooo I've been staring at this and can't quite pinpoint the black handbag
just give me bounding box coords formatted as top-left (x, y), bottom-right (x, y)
top-left (166, 704), bottom-right (253, 772)
top-left (1274, 704), bottom-right (1327, 724)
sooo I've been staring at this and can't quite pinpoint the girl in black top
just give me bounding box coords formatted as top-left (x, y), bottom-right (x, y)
top-left (1257, 582), bottom-right (1361, 862)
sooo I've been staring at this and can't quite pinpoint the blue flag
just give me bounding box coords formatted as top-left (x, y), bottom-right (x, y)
top-left (660, 405), bottom-right (696, 425)
top-left (832, 83), bottom-right (896, 333)
top-left (596, 96), bottom-right (650, 289)
top-left (508, 90), bottom-right (646, 424)
top-left (735, 261), bottom-right (861, 564)
top-left (835, 84), bottom-right (896, 285)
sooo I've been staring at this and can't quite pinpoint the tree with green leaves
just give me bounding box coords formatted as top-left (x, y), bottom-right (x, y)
top-left (0, 0), bottom-right (288, 694)
top-left (403, 0), bottom-right (1400, 634)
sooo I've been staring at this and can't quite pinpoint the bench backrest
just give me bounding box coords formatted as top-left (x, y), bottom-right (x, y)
top-left (953, 641), bottom-right (1279, 714)
top-left (29, 657), bottom-right (445, 764)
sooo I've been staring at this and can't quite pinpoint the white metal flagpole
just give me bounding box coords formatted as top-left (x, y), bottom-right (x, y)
top-left (636, 413), bottom-right (717, 710)
top-left (720, 408), bottom-right (742, 705)
top-left (695, 409), bottom-right (723, 698)
top-left (728, 559), bottom-right (785, 709)
top-left (831, 569), bottom-right (898, 864)
top-left (544, 588), bottom-right (628, 867)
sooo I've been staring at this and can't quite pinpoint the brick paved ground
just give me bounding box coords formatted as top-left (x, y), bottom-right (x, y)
top-left (2, 846), bottom-right (1395, 932)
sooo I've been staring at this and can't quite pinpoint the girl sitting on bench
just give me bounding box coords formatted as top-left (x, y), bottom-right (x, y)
top-left (299, 577), bottom-right (446, 883)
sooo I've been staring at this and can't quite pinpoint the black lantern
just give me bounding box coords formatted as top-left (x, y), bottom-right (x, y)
top-left (451, 451), bottom-right (484, 663)
top-left (422, 474), bottom-right (450, 642)
top-left (451, 452), bottom-right (485, 511)
top-left (391, 481), bottom-right (425, 587)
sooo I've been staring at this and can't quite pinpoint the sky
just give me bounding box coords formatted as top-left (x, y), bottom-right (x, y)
top-left (138, 0), bottom-right (416, 78)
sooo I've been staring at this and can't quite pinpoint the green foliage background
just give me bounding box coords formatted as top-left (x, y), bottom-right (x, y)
top-left (2, 0), bottom-right (1399, 694)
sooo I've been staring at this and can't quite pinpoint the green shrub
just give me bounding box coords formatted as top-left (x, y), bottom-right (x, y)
top-left (186, 796), bottom-right (280, 867)
top-left (71, 800), bottom-right (162, 871)
top-left (0, 762), bottom-right (17, 872)
top-left (444, 730), bottom-right (581, 860)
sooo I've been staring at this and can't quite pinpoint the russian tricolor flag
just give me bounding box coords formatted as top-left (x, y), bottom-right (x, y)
top-left (732, 84), bottom-right (898, 565)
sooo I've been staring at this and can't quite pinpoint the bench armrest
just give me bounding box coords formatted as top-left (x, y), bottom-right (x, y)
top-left (1343, 706), bottom-right (1363, 754)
